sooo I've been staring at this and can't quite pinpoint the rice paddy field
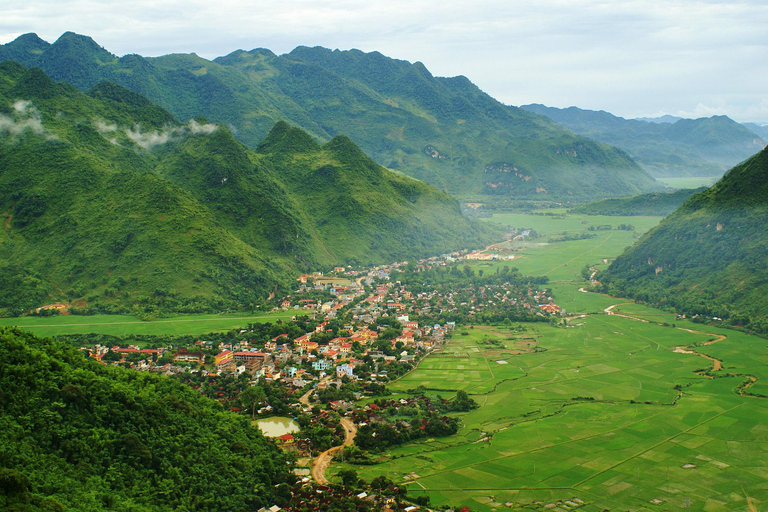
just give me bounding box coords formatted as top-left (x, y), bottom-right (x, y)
top-left (336, 211), bottom-right (768, 511)
top-left (0, 310), bottom-right (294, 337)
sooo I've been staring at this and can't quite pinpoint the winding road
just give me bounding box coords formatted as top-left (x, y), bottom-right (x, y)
top-left (299, 382), bottom-right (358, 485)
top-left (311, 417), bottom-right (357, 485)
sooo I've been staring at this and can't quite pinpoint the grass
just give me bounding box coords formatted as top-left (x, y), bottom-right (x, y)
top-left (0, 310), bottom-right (294, 337)
top-left (337, 211), bottom-right (768, 511)
top-left (657, 176), bottom-right (718, 189)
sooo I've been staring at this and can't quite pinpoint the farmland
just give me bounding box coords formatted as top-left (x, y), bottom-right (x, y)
top-left (336, 211), bottom-right (768, 511)
top-left (0, 310), bottom-right (294, 337)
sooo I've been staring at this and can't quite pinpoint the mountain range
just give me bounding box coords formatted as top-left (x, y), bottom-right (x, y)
top-left (0, 62), bottom-right (493, 315)
top-left (521, 104), bottom-right (766, 178)
top-left (0, 32), bottom-right (662, 202)
top-left (602, 146), bottom-right (768, 334)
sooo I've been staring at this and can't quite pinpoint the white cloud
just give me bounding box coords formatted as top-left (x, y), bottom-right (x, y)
top-left (0, 99), bottom-right (46, 140)
top-left (1, 0), bottom-right (767, 121)
top-left (124, 119), bottom-right (218, 150)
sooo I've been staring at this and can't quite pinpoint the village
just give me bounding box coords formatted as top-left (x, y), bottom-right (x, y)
top-left (77, 251), bottom-right (564, 512)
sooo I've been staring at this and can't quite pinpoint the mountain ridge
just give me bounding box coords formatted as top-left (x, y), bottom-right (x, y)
top-left (0, 64), bottom-right (493, 315)
top-left (521, 103), bottom-right (765, 178)
top-left (0, 31), bottom-right (662, 202)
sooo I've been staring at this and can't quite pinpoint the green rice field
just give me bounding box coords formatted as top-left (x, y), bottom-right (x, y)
top-left (334, 211), bottom-right (768, 511)
top-left (0, 310), bottom-right (294, 337)
top-left (656, 176), bottom-right (718, 189)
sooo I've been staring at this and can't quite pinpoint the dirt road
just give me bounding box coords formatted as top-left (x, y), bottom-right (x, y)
top-left (311, 417), bottom-right (357, 485)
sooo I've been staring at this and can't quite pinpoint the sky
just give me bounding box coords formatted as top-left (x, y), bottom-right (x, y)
top-left (1, 0), bottom-right (767, 123)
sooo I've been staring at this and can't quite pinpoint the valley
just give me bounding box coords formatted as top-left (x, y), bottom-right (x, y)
top-left (5, 208), bottom-right (766, 511)
top-left (319, 211), bottom-right (768, 511)
top-left (1, 27), bottom-right (767, 512)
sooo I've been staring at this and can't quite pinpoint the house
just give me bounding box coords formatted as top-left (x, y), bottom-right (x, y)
top-left (336, 363), bottom-right (354, 378)
top-left (173, 350), bottom-right (205, 365)
top-left (214, 350), bottom-right (233, 366)
top-left (234, 351), bottom-right (270, 365)
top-left (312, 359), bottom-right (332, 371)
top-left (539, 302), bottom-right (561, 314)
top-left (112, 347), bottom-right (161, 358)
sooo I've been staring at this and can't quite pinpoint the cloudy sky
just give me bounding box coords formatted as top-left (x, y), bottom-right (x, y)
top-left (2, 0), bottom-right (766, 122)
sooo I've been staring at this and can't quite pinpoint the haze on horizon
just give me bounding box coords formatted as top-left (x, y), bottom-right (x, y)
top-left (1, 0), bottom-right (767, 123)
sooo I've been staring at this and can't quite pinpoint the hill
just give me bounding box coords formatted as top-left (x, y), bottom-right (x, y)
top-left (600, 147), bottom-right (768, 334)
top-left (0, 327), bottom-right (292, 511)
top-left (0, 64), bottom-right (492, 315)
top-left (521, 104), bottom-right (765, 178)
top-left (0, 32), bottom-right (661, 202)
top-left (568, 187), bottom-right (707, 216)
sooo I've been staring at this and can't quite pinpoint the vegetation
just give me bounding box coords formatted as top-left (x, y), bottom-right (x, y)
top-left (568, 186), bottom-right (707, 216)
top-left (602, 147), bottom-right (768, 334)
top-left (0, 63), bottom-right (493, 316)
top-left (0, 32), bottom-right (662, 201)
top-left (522, 103), bottom-right (765, 178)
top-left (0, 327), bottom-right (292, 511)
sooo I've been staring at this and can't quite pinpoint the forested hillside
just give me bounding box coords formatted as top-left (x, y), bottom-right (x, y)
top-left (0, 32), bottom-right (661, 201)
top-left (522, 104), bottom-right (765, 178)
top-left (0, 327), bottom-right (292, 511)
top-left (568, 187), bottom-right (707, 216)
top-left (0, 63), bottom-right (492, 315)
top-left (601, 147), bottom-right (768, 333)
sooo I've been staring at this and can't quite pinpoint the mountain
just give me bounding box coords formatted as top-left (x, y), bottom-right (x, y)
top-left (568, 187), bottom-right (707, 216)
top-left (600, 147), bottom-right (768, 334)
top-left (521, 104), bottom-right (765, 178)
top-left (742, 122), bottom-right (768, 140)
top-left (0, 327), bottom-right (292, 511)
top-left (0, 32), bottom-right (661, 202)
top-left (0, 63), bottom-right (492, 315)
top-left (634, 114), bottom-right (684, 124)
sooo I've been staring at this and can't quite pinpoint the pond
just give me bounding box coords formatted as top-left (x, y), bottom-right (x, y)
top-left (254, 416), bottom-right (300, 437)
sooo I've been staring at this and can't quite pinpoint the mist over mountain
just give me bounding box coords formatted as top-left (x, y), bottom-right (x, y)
top-left (601, 146), bottom-right (768, 334)
top-left (522, 104), bottom-right (765, 178)
top-left (0, 63), bottom-right (493, 315)
top-left (0, 32), bottom-right (661, 202)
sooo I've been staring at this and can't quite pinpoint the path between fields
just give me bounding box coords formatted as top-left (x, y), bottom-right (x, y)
top-left (311, 417), bottom-right (357, 485)
top-left (604, 303), bottom-right (726, 372)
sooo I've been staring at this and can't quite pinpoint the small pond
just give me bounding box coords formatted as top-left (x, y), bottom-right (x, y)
top-left (255, 416), bottom-right (300, 437)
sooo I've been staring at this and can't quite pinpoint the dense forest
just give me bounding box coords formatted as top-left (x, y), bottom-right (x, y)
top-left (0, 327), bottom-right (293, 511)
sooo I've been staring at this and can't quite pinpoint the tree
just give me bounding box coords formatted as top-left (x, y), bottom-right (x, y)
top-left (337, 469), bottom-right (358, 489)
top-left (241, 385), bottom-right (266, 420)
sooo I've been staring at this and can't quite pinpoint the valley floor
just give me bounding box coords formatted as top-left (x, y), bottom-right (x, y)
top-left (328, 211), bottom-right (768, 512)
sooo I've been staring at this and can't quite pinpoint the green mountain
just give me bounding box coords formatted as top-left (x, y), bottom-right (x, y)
top-left (601, 147), bottom-right (768, 333)
top-left (0, 32), bottom-right (661, 201)
top-left (521, 104), bottom-right (765, 178)
top-left (568, 187), bottom-right (707, 216)
top-left (0, 63), bottom-right (492, 315)
top-left (0, 327), bottom-right (292, 511)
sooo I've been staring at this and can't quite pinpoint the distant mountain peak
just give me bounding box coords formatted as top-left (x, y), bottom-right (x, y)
top-left (257, 121), bottom-right (320, 154)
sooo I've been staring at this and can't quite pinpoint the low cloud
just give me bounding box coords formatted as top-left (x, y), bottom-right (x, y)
top-left (97, 118), bottom-right (219, 149)
top-left (126, 126), bottom-right (173, 150)
top-left (0, 100), bottom-right (47, 140)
